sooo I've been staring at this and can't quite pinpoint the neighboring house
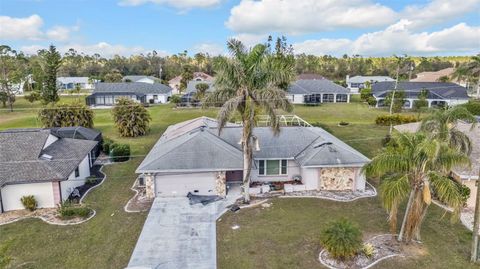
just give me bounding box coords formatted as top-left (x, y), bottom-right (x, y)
top-left (49, 126), bottom-right (103, 158)
top-left (180, 80), bottom-right (215, 106)
top-left (346, 75), bottom-right (395, 93)
top-left (372, 81), bottom-right (470, 109)
top-left (0, 128), bottom-right (99, 212)
top-left (411, 68), bottom-right (466, 86)
top-left (168, 72), bottom-right (214, 94)
top-left (86, 82), bottom-right (172, 106)
top-left (122, 75), bottom-right (160, 84)
top-left (394, 121), bottom-right (479, 208)
top-left (136, 117), bottom-right (370, 198)
top-left (286, 79), bottom-right (351, 105)
top-left (57, 77), bottom-right (96, 90)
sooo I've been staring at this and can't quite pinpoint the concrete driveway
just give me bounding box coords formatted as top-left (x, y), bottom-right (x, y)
top-left (127, 186), bottom-right (240, 269)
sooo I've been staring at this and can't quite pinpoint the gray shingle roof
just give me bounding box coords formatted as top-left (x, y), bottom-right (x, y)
top-left (288, 79), bottom-right (349, 95)
top-left (372, 82), bottom-right (469, 100)
top-left (93, 82), bottom-right (172, 95)
top-left (347, 76), bottom-right (394, 84)
top-left (136, 117), bottom-right (369, 173)
top-left (122, 75), bottom-right (160, 82)
top-left (50, 126), bottom-right (102, 141)
top-left (0, 129), bottom-right (98, 186)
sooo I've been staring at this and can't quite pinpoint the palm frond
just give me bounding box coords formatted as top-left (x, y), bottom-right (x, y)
top-left (217, 95), bottom-right (244, 134)
top-left (428, 172), bottom-right (463, 220)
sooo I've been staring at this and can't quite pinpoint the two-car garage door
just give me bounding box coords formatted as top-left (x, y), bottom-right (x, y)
top-left (154, 172), bottom-right (216, 197)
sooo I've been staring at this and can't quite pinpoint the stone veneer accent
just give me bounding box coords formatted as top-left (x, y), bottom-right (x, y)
top-left (215, 171), bottom-right (226, 198)
top-left (319, 167), bottom-right (355, 191)
top-left (145, 174), bottom-right (155, 199)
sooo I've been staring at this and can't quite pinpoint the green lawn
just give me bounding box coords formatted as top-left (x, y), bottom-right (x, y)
top-left (217, 198), bottom-right (475, 269)
top-left (0, 97), bottom-right (474, 268)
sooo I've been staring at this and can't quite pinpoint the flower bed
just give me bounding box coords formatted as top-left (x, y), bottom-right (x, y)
top-left (0, 207), bottom-right (95, 226)
top-left (319, 234), bottom-right (402, 269)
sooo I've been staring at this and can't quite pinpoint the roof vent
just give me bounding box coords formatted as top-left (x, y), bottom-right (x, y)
top-left (40, 154), bottom-right (53, 160)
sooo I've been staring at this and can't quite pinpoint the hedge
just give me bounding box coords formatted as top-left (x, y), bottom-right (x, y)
top-left (462, 100), bottom-right (480, 115)
top-left (110, 143), bottom-right (131, 162)
top-left (375, 114), bottom-right (418, 126)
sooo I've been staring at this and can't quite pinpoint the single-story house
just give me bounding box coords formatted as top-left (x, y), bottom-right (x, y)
top-left (136, 117), bottom-right (370, 198)
top-left (286, 79), bottom-right (351, 105)
top-left (168, 72), bottom-right (214, 94)
top-left (394, 121), bottom-right (479, 208)
top-left (122, 75), bottom-right (160, 84)
top-left (372, 81), bottom-right (470, 109)
top-left (346, 75), bottom-right (395, 93)
top-left (180, 80), bottom-right (215, 106)
top-left (411, 68), bottom-right (467, 86)
top-left (0, 128), bottom-right (99, 212)
top-left (57, 77), bottom-right (96, 90)
top-left (85, 82), bottom-right (172, 106)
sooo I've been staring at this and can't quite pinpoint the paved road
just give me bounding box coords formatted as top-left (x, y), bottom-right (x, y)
top-left (127, 188), bottom-right (239, 269)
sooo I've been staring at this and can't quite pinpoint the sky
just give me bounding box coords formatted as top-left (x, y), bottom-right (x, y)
top-left (0, 0), bottom-right (479, 57)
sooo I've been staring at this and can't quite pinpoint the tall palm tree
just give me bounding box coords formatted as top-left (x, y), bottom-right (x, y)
top-left (365, 132), bottom-right (470, 242)
top-left (420, 106), bottom-right (477, 155)
top-left (204, 39), bottom-right (295, 203)
top-left (454, 54), bottom-right (480, 98)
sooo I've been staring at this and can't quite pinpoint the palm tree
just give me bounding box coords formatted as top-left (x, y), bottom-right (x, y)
top-left (204, 39), bottom-right (295, 203)
top-left (365, 132), bottom-right (470, 242)
top-left (454, 54), bottom-right (480, 98)
top-left (420, 106), bottom-right (477, 155)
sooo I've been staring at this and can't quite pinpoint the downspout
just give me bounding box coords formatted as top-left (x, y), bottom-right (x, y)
top-left (0, 187), bottom-right (4, 213)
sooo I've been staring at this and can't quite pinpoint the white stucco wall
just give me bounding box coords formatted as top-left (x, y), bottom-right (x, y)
top-left (286, 94), bottom-right (305, 104)
top-left (355, 168), bottom-right (366, 192)
top-left (447, 99), bottom-right (469, 106)
top-left (251, 160), bottom-right (301, 182)
top-left (154, 172), bottom-right (216, 197)
top-left (60, 155), bottom-right (91, 201)
top-left (1, 182), bottom-right (55, 211)
top-left (146, 94), bottom-right (169, 104)
top-left (301, 167), bottom-right (319, 190)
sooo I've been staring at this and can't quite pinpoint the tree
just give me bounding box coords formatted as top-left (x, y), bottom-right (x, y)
top-left (384, 90), bottom-right (406, 113)
top-left (104, 70), bottom-right (123, 82)
top-left (38, 103), bottom-right (94, 128)
top-left (0, 45), bottom-right (28, 111)
top-left (420, 106), bottom-right (477, 155)
top-left (170, 94), bottom-right (181, 107)
top-left (365, 132), bottom-right (470, 242)
top-left (40, 45), bottom-right (62, 104)
top-left (179, 65), bottom-right (194, 93)
top-left (204, 39), bottom-right (295, 203)
top-left (454, 54), bottom-right (480, 98)
top-left (194, 83), bottom-right (210, 102)
top-left (413, 89), bottom-right (429, 112)
top-left (112, 98), bottom-right (151, 137)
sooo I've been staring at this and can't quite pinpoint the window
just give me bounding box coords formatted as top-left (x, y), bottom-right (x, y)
top-left (322, 94), bottom-right (334, 102)
top-left (336, 94), bottom-right (348, 103)
top-left (75, 167), bottom-right (80, 177)
top-left (104, 96), bottom-right (113, 105)
top-left (153, 95), bottom-right (158, 100)
top-left (258, 159), bottom-right (288, 176)
top-left (95, 96), bottom-right (104, 105)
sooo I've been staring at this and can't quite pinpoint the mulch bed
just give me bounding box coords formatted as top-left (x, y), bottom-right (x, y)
top-left (0, 208), bottom-right (94, 226)
top-left (319, 234), bottom-right (402, 269)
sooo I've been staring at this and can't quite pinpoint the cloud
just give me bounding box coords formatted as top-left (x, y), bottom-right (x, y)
top-left (226, 0), bottom-right (397, 35)
top-left (21, 42), bottom-right (168, 57)
top-left (292, 22), bottom-right (480, 56)
top-left (226, 0), bottom-right (480, 35)
top-left (0, 14), bottom-right (78, 41)
top-left (402, 0), bottom-right (480, 30)
top-left (119, 0), bottom-right (221, 9)
top-left (193, 43), bottom-right (225, 55)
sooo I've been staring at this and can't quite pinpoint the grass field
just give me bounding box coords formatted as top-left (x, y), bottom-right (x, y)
top-left (0, 97), bottom-right (474, 268)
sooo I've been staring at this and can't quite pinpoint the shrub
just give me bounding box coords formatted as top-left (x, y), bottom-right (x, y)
top-left (25, 91), bottom-right (41, 103)
top-left (102, 137), bottom-right (114, 154)
top-left (366, 96), bottom-right (377, 107)
top-left (375, 114), bottom-right (418, 126)
top-left (110, 143), bottom-right (131, 162)
top-left (457, 182), bottom-right (471, 207)
top-left (462, 100), bottom-right (480, 115)
top-left (20, 195), bottom-right (37, 211)
top-left (38, 103), bottom-right (94, 128)
top-left (85, 176), bottom-right (97, 185)
top-left (362, 243), bottom-right (375, 259)
top-left (170, 94), bottom-right (181, 106)
top-left (360, 88), bottom-right (372, 101)
top-left (320, 218), bottom-right (362, 260)
top-left (112, 98), bottom-right (151, 137)
top-left (57, 201), bottom-right (91, 219)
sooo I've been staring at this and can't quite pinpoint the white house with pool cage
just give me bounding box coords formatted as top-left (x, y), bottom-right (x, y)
top-left (286, 79), bottom-right (351, 105)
